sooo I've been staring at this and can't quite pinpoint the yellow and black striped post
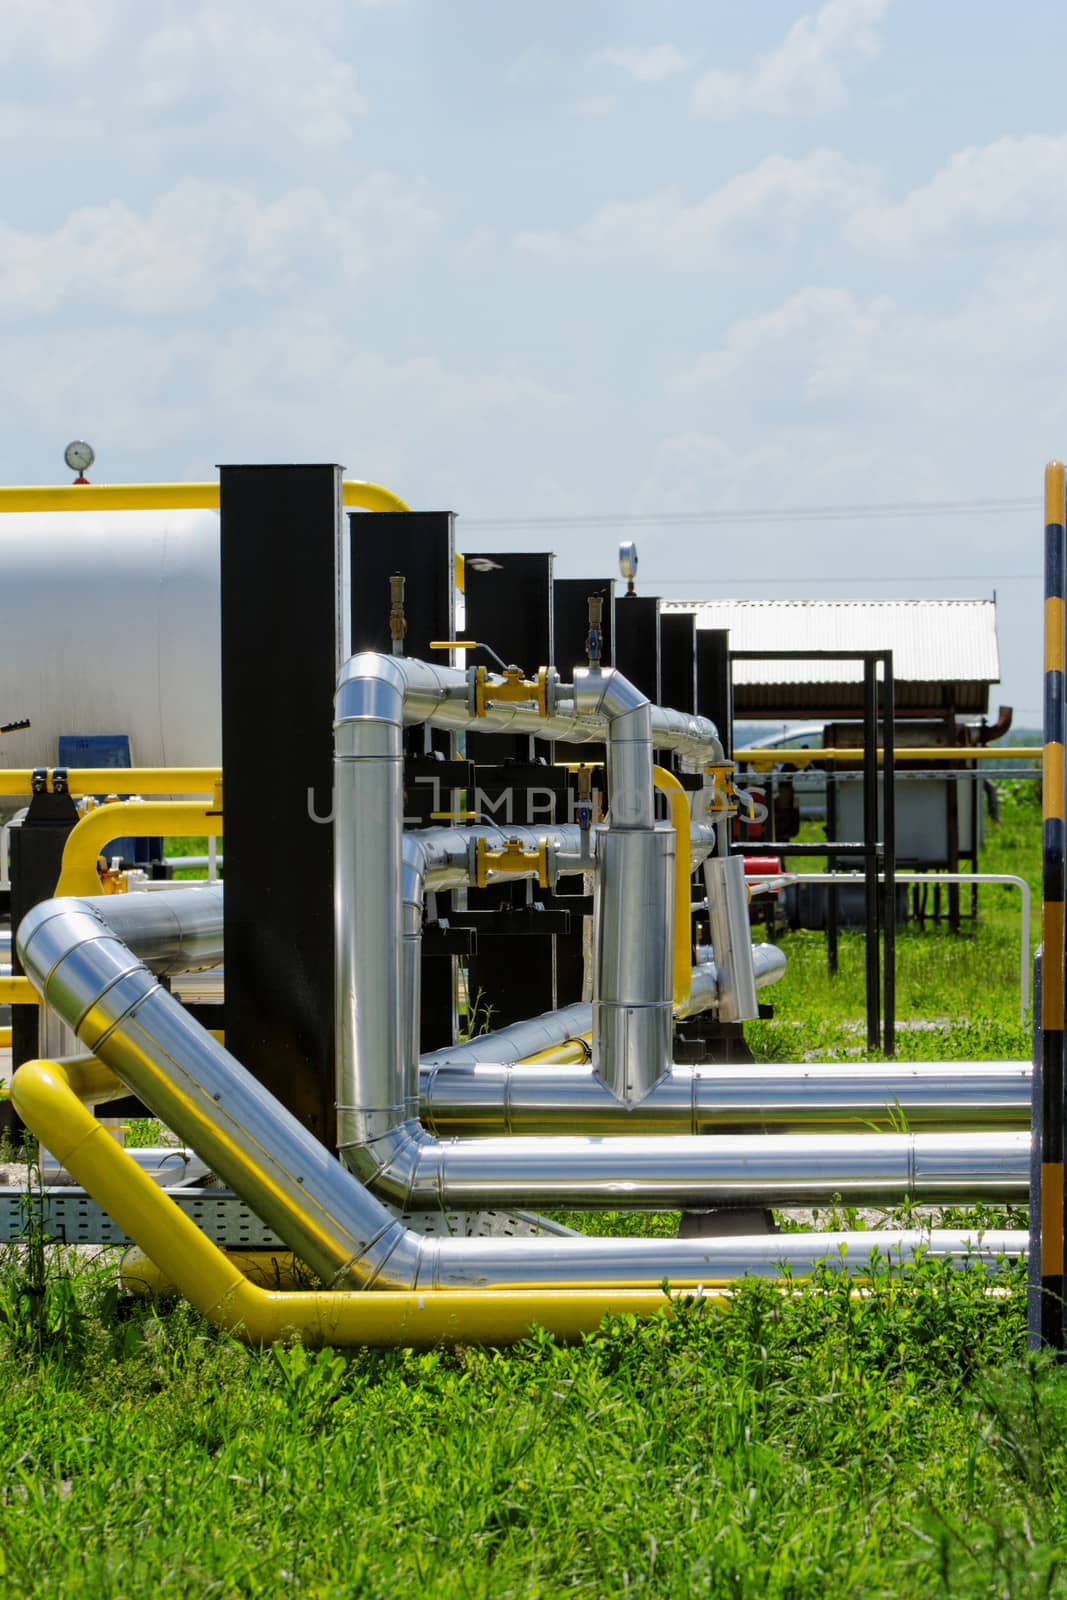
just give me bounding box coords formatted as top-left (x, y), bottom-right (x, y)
top-left (1033, 459), bottom-right (1067, 1348)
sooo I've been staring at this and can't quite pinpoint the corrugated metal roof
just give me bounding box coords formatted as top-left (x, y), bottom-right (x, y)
top-left (661, 599), bottom-right (999, 687)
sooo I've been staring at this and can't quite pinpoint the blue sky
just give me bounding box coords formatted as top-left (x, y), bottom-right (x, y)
top-left (2, 0), bottom-right (1064, 720)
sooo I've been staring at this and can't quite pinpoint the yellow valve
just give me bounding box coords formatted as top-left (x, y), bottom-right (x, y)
top-left (474, 665), bottom-right (551, 718)
top-left (429, 640), bottom-right (479, 651)
top-left (430, 810), bottom-right (478, 822)
top-left (474, 835), bottom-right (550, 889)
top-left (704, 763), bottom-right (740, 818)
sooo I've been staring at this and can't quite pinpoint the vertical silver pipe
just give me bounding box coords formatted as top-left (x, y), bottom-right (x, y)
top-left (574, 666), bottom-right (673, 1104)
top-left (593, 828), bottom-right (674, 1103)
top-left (704, 855), bottom-right (759, 1023)
top-left (334, 656), bottom-right (406, 1157)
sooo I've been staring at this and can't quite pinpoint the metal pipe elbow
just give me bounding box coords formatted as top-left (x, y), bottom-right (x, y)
top-left (340, 1121), bottom-right (427, 1211)
top-left (335, 651), bottom-right (408, 728)
top-left (572, 665), bottom-right (650, 724)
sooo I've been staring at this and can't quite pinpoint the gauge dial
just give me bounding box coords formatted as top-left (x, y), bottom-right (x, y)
top-left (64, 440), bottom-right (95, 474)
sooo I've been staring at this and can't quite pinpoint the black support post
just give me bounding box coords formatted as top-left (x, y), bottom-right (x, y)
top-left (4, 785), bottom-right (79, 1136)
top-left (863, 657), bottom-right (881, 1052)
top-left (219, 463), bottom-right (343, 1147)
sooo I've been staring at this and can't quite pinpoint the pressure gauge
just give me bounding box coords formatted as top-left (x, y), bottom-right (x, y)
top-left (64, 440), bottom-right (95, 474)
top-left (618, 541), bottom-right (638, 582)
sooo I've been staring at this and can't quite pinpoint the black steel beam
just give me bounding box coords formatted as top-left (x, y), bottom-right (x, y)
top-left (219, 463), bottom-right (342, 1147)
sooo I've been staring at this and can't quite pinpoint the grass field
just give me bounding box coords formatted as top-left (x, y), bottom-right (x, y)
top-left (0, 781), bottom-right (1060, 1598)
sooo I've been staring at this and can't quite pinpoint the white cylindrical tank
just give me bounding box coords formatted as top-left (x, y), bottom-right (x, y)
top-left (0, 511), bottom-right (220, 771)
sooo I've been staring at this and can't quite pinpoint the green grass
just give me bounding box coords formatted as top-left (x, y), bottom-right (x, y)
top-left (0, 780), bottom-right (1054, 1596)
top-left (747, 779), bottom-right (1040, 1066)
top-left (0, 1254), bottom-right (1061, 1598)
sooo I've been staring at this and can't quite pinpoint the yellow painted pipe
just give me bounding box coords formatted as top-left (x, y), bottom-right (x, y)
top-left (0, 768), bottom-right (221, 798)
top-left (0, 977), bottom-right (39, 1006)
top-left (54, 801), bottom-right (222, 897)
top-left (123, 1246), bottom-right (320, 1296)
top-left (520, 1036), bottom-right (592, 1066)
top-left (10, 1058), bottom-right (721, 1347)
top-left (653, 766), bottom-right (692, 1014)
top-left (740, 746), bottom-right (1040, 770)
top-left (0, 1026), bottom-right (10, 1047)
top-left (0, 480), bottom-right (410, 516)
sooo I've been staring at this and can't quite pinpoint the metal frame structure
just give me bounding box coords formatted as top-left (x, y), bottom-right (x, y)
top-left (730, 648), bottom-right (896, 1055)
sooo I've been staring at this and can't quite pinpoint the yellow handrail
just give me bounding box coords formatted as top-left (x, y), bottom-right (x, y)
top-left (653, 767), bottom-right (693, 1014)
top-left (739, 746), bottom-right (1041, 770)
top-left (0, 978), bottom-right (39, 1006)
top-left (11, 1057), bottom-right (718, 1347)
top-left (54, 800), bottom-right (222, 898)
top-left (0, 768), bottom-right (220, 798)
top-left (0, 480), bottom-right (410, 515)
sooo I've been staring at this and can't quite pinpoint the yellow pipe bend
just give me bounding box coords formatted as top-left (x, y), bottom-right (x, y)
top-left (0, 480), bottom-right (411, 516)
top-left (54, 801), bottom-right (222, 897)
top-left (652, 767), bottom-right (692, 1014)
top-left (10, 1058), bottom-right (724, 1348)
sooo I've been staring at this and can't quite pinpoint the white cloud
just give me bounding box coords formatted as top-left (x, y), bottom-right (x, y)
top-left (514, 150), bottom-right (873, 268)
top-left (0, 0), bottom-right (377, 148)
top-left (131, 3), bottom-right (365, 147)
top-left (0, 175), bottom-right (441, 316)
top-left (592, 45), bottom-right (691, 84)
top-left (0, 0), bottom-right (121, 65)
top-left (846, 134), bottom-right (1067, 254)
top-left (657, 242), bottom-right (1067, 511)
top-left (0, 315), bottom-right (573, 498)
top-left (692, 0), bottom-right (891, 120)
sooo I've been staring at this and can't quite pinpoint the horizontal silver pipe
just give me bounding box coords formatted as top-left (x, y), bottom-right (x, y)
top-left (358, 1127), bottom-right (1028, 1211)
top-left (86, 885), bottom-right (224, 976)
top-left (39, 1146), bottom-right (210, 1187)
top-left (410, 1230), bottom-right (1028, 1286)
top-left (408, 818), bottom-right (717, 892)
top-left (420, 945), bottom-right (786, 1070)
top-left (421, 1061), bottom-right (1031, 1136)
top-left (28, 889), bottom-right (1023, 1290)
top-left (338, 651), bottom-right (724, 767)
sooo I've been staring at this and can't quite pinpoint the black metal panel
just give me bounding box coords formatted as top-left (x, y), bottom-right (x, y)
top-left (659, 611), bottom-right (696, 715)
top-left (551, 577), bottom-right (615, 675)
top-left (349, 511), bottom-right (455, 662)
top-left (219, 463), bottom-right (342, 1147)
top-left (464, 552), bottom-right (553, 766)
top-left (464, 552), bottom-right (556, 1019)
top-left (697, 629), bottom-right (733, 757)
top-left (614, 595), bottom-right (661, 703)
top-left (348, 512), bottom-right (459, 1053)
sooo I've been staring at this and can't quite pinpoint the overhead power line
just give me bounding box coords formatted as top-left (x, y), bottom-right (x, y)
top-left (639, 573), bottom-right (1038, 586)
top-left (462, 494), bottom-right (1035, 531)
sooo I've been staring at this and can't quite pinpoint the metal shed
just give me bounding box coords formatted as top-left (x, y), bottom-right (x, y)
top-left (663, 599), bottom-right (999, 720)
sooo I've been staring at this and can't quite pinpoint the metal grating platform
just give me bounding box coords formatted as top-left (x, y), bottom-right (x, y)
top-left (0, 1188), bottom-right (576, 1246)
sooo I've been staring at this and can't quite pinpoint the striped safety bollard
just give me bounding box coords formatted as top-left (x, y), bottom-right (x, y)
top-left (1032, 459), bottom-right (1067, 1350)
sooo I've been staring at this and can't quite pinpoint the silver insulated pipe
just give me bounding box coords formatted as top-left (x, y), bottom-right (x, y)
top-left (332, 654), bottom-right (1027, 1214)
top-left (18, 890), bottom-right (1022, 1288)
